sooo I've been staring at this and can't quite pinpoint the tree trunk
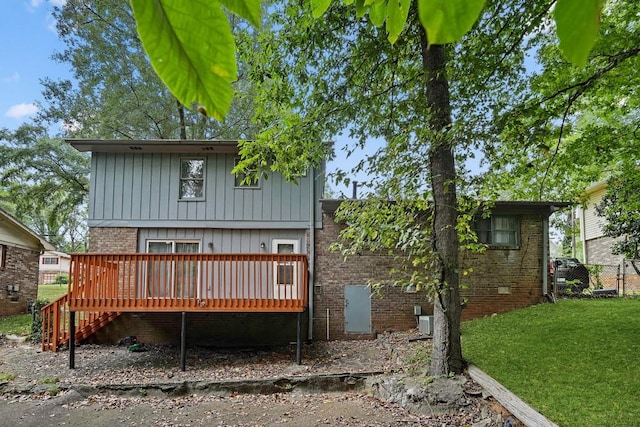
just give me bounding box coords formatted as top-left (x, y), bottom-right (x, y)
top-left (177, 99), bottom-right (187, 139)
top-left (420, 29), bottom-right (464, 376)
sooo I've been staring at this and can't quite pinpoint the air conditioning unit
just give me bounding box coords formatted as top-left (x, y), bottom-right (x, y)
top-left (418, 315), bottom-right (434, 336)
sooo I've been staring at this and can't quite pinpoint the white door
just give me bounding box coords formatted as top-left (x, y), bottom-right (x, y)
top-left (272, 239), bottom-right (299, 299)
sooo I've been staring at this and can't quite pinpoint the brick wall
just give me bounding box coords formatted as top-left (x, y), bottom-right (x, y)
top-left (313, 213), bottom-right (547, 339)
top-left (0, 245), bottom-right (39, 316)
top-left (88, 227), bottom-right (138, 252)
top-left (313, 213), bottom-right (430, 340)
top-left (460, 215), bottom-right (545, 320)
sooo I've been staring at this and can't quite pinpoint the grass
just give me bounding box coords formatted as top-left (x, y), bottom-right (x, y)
top-left (462, 299), bottom-right (640, 426)
top-left (37, 283), bottom-right (69, 302)
top-left (0, 284), bottom-right (68, 337)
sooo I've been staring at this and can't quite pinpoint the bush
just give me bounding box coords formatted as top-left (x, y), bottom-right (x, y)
top-left (54, 274), bottom-right (69, 285)
top-left (30, 299), bottom-right (51, 344)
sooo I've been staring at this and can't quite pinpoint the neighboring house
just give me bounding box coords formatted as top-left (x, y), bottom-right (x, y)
top-left (577, 180), bottom-right (624, 265)
top-left (0, 207), bottom-right (55, 316)
top-left (48, 139), bottom-right (567, 361)
top-left (39, 251), bottom-right (71, 284)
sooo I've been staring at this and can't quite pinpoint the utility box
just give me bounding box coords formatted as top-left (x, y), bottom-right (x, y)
top-left (418, 315), bottom-right (434, 336)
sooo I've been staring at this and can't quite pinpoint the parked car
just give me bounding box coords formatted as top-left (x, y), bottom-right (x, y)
top-left (550, 258), bottom-right (590, 295)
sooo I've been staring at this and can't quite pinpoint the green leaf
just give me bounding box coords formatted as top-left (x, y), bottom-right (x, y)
top-left (369, 0), bottom-right (386, 27)
top-left (311, 0), bottom-right (332, 18)
top-left (555, 0), bottom-right (603, 67)
top-left (218, 0), bottom-right (261, 27)
top-left (417, 0), bottom-right (485, 44)
top-left (386, 0), bottom-right (410, 44)
top-left (131, 0), bottom-right (237, 121)
top-left (355, 0), bottom-right (367, 18)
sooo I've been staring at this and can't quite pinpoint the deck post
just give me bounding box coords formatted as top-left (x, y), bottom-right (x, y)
top-left (180, 312), bottom-right (187, 371)
top-left (296, 312), bottom-right (303, 365)
top-left (69, 311), bottom-right (75, 369)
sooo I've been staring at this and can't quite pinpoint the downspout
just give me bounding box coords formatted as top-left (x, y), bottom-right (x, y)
top-left (308, 167), bottom-right (316, 341)
top-left (542, 215), bottom-right (549, 296)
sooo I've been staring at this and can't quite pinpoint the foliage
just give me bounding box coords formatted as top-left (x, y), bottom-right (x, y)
top-left (43, 0), bottom-right (259, 140)
top-left (55, 274), bottom-right (69, 285)
top-left (463, 299), bottom-right (640, 426)
top-left (30, 299), bottom-right (53, 344)
top-left (0, 125), bottom-right (89, 251)
top-left (133, 0), bottom-right (603, 120)
top-left (595, 170), bottom-right (640, 259)
top-left (479, 1), bottom-right (639, 203)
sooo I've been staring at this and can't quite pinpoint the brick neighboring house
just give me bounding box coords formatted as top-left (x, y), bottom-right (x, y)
top-left (0, 207), bottom-right (55, 316)
top-left (53, 139), bottom-right (567, 353)
top-left (39, 251), bottom-right (71, 284)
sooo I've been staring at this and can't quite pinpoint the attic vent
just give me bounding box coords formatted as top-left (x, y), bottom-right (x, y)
top-left (129, 146), bottom-right (143, 150)
top-left (201, 146), bottom-right (215, 151)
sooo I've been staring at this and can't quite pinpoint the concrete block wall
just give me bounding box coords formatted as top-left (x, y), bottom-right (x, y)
top-left (0, 245), bottom-right (39, 316)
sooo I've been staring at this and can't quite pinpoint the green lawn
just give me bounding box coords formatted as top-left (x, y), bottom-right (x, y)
top-left (37, 284), bottom-right (69, 302)
top-left (462, 299), bottom-right (640, 426)
top-left (0, 285), bottom-right (68, 337)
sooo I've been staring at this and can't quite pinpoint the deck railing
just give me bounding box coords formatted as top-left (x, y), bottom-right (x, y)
top-left (68, 253), bottom-right (309, 312)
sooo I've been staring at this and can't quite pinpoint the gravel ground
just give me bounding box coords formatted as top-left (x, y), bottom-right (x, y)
top-left (0, 331), bottom-right (521, 426)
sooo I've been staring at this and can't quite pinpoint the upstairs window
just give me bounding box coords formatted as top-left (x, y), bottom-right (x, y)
top-left (179, 158), bottom-right (205, 199)
top-left (234, 158), bottom-right (260, 188)
top-left (42, 257), bottom-right (59, 265)
top-left (475, 215), bottom-right (519, 247)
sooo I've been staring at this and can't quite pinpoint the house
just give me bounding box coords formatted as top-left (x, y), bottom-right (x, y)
top-left (39, 251), bottom-right (71, 284)
top-left (577, 180), bottom-right (624, 265)
top-left (0, 207), bottom-right (55, 316)
top-left (49, 139), bottom-right (567, 367)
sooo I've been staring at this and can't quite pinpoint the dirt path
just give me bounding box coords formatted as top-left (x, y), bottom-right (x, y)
top-left (0, 332), bottom-right (520, 426)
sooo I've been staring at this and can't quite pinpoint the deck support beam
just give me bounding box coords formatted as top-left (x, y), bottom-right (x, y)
top-left (180, 312), bottom-right (187, 371)
top-left (69, 311), bottom-right (75, 369)
top-left (296, 311), bottom-right (303, 365)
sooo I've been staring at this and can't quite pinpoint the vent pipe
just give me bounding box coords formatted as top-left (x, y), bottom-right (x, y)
top-left (352, 181), bottom-right (358, 199)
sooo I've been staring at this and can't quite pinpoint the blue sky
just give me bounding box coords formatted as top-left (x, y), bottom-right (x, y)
top-left (0, 0), bottom-right (68, 130)
top-left (0, 0), bottom-right (368, 194)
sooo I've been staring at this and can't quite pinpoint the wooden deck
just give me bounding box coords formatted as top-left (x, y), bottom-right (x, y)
top-left (67, 253), bottom-right (308, 312)
top-left (42, 253), bottom-right (309, 353)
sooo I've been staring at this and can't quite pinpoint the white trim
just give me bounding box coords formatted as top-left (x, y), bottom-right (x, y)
top-left (272, 239), bottom-right (300, 300)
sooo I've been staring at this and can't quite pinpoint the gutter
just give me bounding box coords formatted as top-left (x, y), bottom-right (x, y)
top-left (308, 167), bottom-right (316, 341)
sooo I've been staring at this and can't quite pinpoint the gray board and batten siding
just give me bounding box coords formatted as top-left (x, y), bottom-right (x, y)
top-left (69, 140), bottom-right (324, 229)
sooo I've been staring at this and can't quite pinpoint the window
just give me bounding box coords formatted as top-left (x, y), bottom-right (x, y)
top-left (474, 215), bottom-right (519, 247)
top-left (234, 158), bottom-right (260, 188)
top-left (179, 158), bottom-right (205, 199)
top-left (272, 239), bottom-right (299, 299)
top-left (42, 257), bottom-right (59, 265)
top-left (0, 245), bottom-right (5, 270)
top-left (146, 240), bottom-right (200, 298)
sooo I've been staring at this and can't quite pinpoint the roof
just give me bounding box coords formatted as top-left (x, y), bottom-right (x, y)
top-left (0, 207), bottom-right (55, 251)
top-left (42, 250), bottom-right (71, 259)
top-left (320, 199), bottom-right (570, 216)
top-left (67, 139), bottom-right (241, 154)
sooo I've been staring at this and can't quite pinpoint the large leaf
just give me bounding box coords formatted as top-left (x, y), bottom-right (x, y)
top-left (131, 0), bottom-right (237, 121)
top-left (218, 0), bottom-right (262, 27)
top-left (311, 0), bottom-right (332, 18)
top-left (386, 0), bottom-right (410, 44)
top-left (417, 0), bottom-right (485, 44)
top-left (555, 0), bottom-right (603, 67)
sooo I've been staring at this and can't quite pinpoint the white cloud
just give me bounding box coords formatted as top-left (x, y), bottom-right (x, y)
top-left (30, 0), bottom-right (45, 7)
top-left (5, 103), bottom-right (39, 119)
top-left (3, 72), bottom-right (20, 83)
top-left (50, 0), bottom-right (67, 6)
